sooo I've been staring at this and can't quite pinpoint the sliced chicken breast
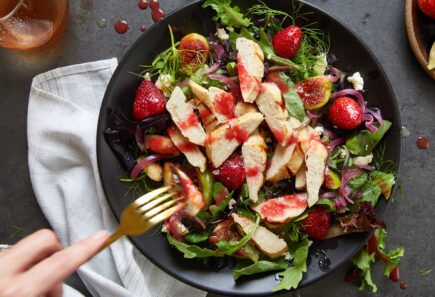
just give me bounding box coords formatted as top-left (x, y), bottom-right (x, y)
top-left (232, 213), bottom-right (288, 259)
top-left (167, 125), bottom-right (207, 172)
top-left (166, 86), bottom-right (206, 146)
top-left (234, 101), bottom-right (258, 117)
top-left (236, 38), bottom-right (264, 103)
top-left (242, 133), bottom-right (267, 202)
top-left (197, 103), bottom-right (218, 133)
top-left (266, 142), bottom-right (296, 182)
top-left (305, 140), bottom-right (328, 207)
top-left (206, 112), bottom-right (263, 168)
top-left (209, 87), bottom-right (236, 122)
top-left (295, 161), bottom-right (307, 190)
top-left (287, 144), bottom-right (304, 175)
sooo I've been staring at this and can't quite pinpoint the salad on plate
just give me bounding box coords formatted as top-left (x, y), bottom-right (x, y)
top-left (105, 0), bottom-right (400, 292)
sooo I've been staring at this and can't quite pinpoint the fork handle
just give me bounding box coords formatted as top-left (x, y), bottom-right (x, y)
top-left (98, 228), bottom-right (125, 253)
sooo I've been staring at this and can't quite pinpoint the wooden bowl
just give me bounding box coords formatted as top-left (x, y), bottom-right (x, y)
top-left (405, 0), bottom-right (435, 80)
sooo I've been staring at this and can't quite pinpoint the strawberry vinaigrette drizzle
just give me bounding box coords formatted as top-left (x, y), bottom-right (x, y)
top-left (417, 137), bottom-right (429, 149)
top-left (225, 122), bottom-right (249, 143)
top-left (178, 141), bottom-right (197, 152)
top-left (150, 0), bottom-right (165, 22)
top-left (177, 113), bottom-right (199, 131)
top-left (260, 195), bottom-right (307, 217)
top-left (114, 20), bottom-right (129, 34)
top-left (246, 165), bottom-right (260, 177)
top-left (214, 92), bottom-right (235, 119)
top-left (138, 0), bottom-right (148, 9)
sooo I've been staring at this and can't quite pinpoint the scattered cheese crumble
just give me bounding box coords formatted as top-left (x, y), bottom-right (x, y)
top-left (228, 198), bottom-right (237, 209)
top-left (353, 154), bottom-right (373, 166)
top-left (216, 28), bottom-right (229, 40)
top-left (313, 126), bottom-right (324, 136)
top-left (283, 252), bottom-right (291, 260)
top-left (155, 74), bottom-right (174, 97)
top-left (339, 146), bottom-right (349, 158)
top-left (267, 53), bottom-right (272, 60)
top-left (143, 72), bottom-right (151, 80)
top-left (347, 72), bottom-right (364, 91)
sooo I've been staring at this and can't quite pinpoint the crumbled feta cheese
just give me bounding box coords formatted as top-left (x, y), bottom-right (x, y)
top-left (283, 252), bottom-right (291, 260)
top-left (228, 198), bottom-right (237, 209)
top-left (347, 72), bottom-right (364, 91)
top-left (353, 154), bottom-right (373, 166)
top-left (216, 28), bottom-right (229, 40)
top-left (155, 74), bottom-right (174, 97)
top-left (313, 126), bottom-right (324, 136)
top-left (227, 26), bottom-right (234, 32)
top-left (161, 224), bottom-right (168, 232)
top-left (267, 53), bottom-right (272, 60)
top-left (203, 80), bottom-right (209, 85)
top-left (177, 222), bottom-right (189, 235)
top-left (143, 72), bottom-right (151, 80)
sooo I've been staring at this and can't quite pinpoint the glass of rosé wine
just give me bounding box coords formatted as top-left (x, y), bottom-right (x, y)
top-left (0, 0), bottom-right (69, 50)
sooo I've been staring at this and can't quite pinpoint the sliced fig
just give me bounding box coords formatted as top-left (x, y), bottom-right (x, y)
top-left (294, 75), bottom-right (331, 110)
top-left (178, 33), bottom-right (209, 75)
top-left (323, 168), bottom-right (341, 189)
top-left (251, 193), bottom-right (308, 225)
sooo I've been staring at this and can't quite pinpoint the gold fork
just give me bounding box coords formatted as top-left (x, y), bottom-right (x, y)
top-left (101, 185), bottom-right (184, 250)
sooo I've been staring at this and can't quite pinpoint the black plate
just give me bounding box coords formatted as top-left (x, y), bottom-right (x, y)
top-left (96, 1), bottom-right (401, 295)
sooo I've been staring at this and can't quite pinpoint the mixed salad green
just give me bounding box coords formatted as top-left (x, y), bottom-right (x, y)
top-left (105, 0), bottom-right (403, 292)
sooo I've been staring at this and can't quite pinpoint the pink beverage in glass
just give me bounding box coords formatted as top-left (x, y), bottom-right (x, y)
top-left (0, 0), bottom-right (69, 50)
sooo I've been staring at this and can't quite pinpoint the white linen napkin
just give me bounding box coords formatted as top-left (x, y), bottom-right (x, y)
top-left (27, 58), bottom-right (207, 297)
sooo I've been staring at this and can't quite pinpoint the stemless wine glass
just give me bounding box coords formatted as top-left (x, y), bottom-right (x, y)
top-left (0, 0), bottom-right (69, 50)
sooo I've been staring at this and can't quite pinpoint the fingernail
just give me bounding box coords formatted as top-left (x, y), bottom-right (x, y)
top-left (91, 230), bottom-right (108, 241)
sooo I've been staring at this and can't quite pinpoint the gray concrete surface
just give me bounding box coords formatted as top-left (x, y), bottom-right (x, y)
top-left (0, 0), bottom-right (434, 296)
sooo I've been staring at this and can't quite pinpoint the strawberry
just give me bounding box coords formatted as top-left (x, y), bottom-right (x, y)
top-left (272, 26), bottom-right (302, 58)
top-left (132, 80), bottom-right (167, 121)
top-left (328, 96), bottom-right (362, 130)
top-left (210, 152), bottom-right (245, 190)
top-left (299, 206), bottom-right (331, 240)
top-left (418, 0), bottom-right (435, 19)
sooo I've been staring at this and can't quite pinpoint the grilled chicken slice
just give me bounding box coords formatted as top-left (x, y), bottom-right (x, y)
top-left (305, 140), bottom-right (328, 207)
top-left (234, 102), bottom-right (258, 118)
top-left (266, 142), bottom-right (296, 182)
top-left (242, 132), bottom-right (267, 202)
top-left (163, 162), bottom-right (206, 215)
top-left (196, 103), bottom-right (218, 133)
top-left (287, 144), bottom-right (304, 175)
top-left (251, 193), bottom-right (308, 224)
top-left (295, 161), bottom-right (307, 190)
top-left (167, 125), bottom-right (207, 172)
top-left (255, 83), bottom-right (292, 144)
top-left (232, 213), bottom-right (288, 259)
top-left (297, 125), bottom-right (320, 155)
top-left (208, 87), bottom-right (236, 122)
top-left (189, 80), bottom-right (213, 109)
top-left (206, 112), bottom-right (263, 168)
top-left (236, 38), bottom-right (264, 103)
top-left (166, 86), bottom-right (206, 146)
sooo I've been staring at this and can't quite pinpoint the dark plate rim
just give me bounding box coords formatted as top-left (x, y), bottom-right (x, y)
top-left (96, 0), bottom-right (402, 295)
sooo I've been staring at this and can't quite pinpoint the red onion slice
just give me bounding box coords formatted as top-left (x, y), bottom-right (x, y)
top-left (327, 137), bottom-right (345, 154)
top-left (176, 79), bottom-right (190, 88)
top-left (208, 74), bottom-right (239, 90)
top-left (135, 126), bottom-right (145, 152)
top-left (175, 210), bottom-right (206, 230)
top-left (322, 126), bottom-right (338, 140)
top-left (326, 67), bottom-right (340, 83)
top-left (201, 63), bottom-right (221, 75)
top-left (130, 154), bottom-right (165, 179)
top-left (320, 191), bottom-right (337, 199)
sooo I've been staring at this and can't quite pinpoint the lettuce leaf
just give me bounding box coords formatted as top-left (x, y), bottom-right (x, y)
top-left (346, 120), bottom-right (392, 156)
top-left (278, 72), bottom-right (306, 122)
top-left (202, 0), bottom-right (251, 28)
top-left (383, 247), bottom-right (404, 277)
top-left (351, 250), bottom-right (377, 292)
top-left (234, 257), bottom-right (289, 280)
top-left (272, 236), bottom-right (310, 291)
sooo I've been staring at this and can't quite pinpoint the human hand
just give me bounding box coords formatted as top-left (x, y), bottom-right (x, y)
top-left (0, 229), bottom-right (108, 297)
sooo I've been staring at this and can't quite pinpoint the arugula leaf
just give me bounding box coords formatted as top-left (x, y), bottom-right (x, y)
top-left (215, 214), bottom-right (260, 255)
top-left (202, 0), bottom-right (251, 28)
top-left (240, 183), bottom-right (249, 199)
top-left (349, 180), bottom-right (382, 212)
top-left (350, 171), bottom-right (368, 191)
top-left (346, 121), bottom-right (392, 156)
top-left (190, 64), bottom-right (225, 88)
top-left (184, 229), bottom-right (211, 244)
top-left (273, 235), bottom-right (310, 292)
top-left (372, 171), bottom-right (395, 199)
top-left (383, 247), bottom-right (404, 278)
top-left (209, 182), bottom-right (232, 221)
top-left (288, 221), bottom-right (301, 242)
top-left (237, 206), bottom-right (256, 221)
top-left (167, 233), bottom-right (220, 258)
top-left (351, 250), bottom-right (377, 292)
top-left (315, 198), bottom-right (337, 212)
top-left (234, 257), bottom-right (289, 280)
top-left (279, 72), bottom-right (306, 122)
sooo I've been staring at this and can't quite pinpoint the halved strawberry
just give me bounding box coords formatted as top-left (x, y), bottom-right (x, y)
top-left (299, 206), bottom-right (331, 240)
top-left (132, 80), bottom-right (167, 121)
top-left (418, 0), bottom-right (435, 19)
top-left (210, 152), bottom-right (246, 190)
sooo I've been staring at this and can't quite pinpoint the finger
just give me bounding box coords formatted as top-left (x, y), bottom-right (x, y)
top-left (46, 283), bottom-right (63, 297)
top-left (21, 230), bottom-right (108, 297)
top-left (0, 229), bottom-right (62, 275)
